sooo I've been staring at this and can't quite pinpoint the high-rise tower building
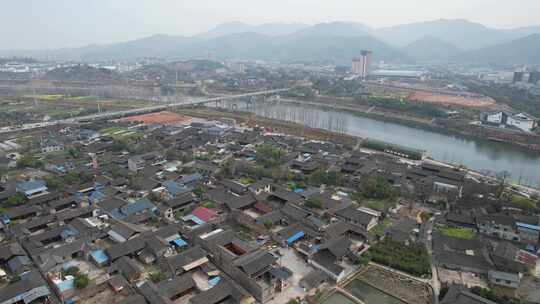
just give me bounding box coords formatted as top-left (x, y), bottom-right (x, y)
top-left (351, 50), bottom-right (372, 80)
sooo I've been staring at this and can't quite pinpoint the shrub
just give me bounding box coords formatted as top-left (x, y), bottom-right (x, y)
top-left (149, 271), bottom-right (167, 283)
top-left (367, 238), bottom-right (431, 277)
top-left (17, 154), bottom-right (43, 169)
top-left (439, 227), bottom-right (475, 240)
top-left (74, 273), bottom-right (89, 289)
top-left (193, 186), bottom-right (205, 199)
top-left (306, 198), bottom-right (323, 209)
top-left (6, 193), bottom-right (26, 206)
top-left (263, 220), bottom-right (273, 230)
top-left (511, 195), bottom-right (536, 210)
top-left (201, 201), bottom-right (216, 209)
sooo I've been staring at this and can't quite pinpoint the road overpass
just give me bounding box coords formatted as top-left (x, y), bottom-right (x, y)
top-left (0, 88), bottom-right (289, 134)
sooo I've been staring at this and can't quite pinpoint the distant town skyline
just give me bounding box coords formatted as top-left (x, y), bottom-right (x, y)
top-left (2, 0), bottom-right (540, 50)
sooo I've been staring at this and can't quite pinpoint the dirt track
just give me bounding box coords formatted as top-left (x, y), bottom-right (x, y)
top-left (408, 91), bottom-right (496, 108)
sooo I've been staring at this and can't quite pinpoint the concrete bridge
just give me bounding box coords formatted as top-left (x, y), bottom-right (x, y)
top-left (0, 88), bottom-right (289, 134)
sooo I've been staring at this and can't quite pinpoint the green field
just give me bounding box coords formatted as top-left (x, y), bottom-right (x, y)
top-left (99, 127), bottom-right (141, 139)
top-left (439, 227), bottom-right (476, 240)
top-left (24, 94), bottom-right (64, 101)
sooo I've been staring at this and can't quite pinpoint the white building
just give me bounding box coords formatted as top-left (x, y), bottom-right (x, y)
top-left (507, 113), bottom-right (538, 132)
top-left (485, 112), bottom-right (506, 124)
top-left (483, 111), bottom-right (537, 132)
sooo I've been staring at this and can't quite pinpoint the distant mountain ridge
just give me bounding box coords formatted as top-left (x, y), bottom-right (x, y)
top-left (402, 36), bottom-right (462, 62)
top-left (197, 22), bottom-right (309, 39)
top-left (2, 19), bottom-right (540, 64)
top-left (458, 34), bottom-right (540, 65)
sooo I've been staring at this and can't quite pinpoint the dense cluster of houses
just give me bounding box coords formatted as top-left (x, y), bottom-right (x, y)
top-left (0, 116), bottom-right (537, 304)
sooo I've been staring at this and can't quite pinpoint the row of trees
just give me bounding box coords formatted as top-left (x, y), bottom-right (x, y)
top-left (354, 96), bottom-right (447, 118)
top-left (44, 171), bottom-right (94, 191)
top-left (470, 286), bottom-right (524, 304)
top-left (307, 169), bottom-right (344, 187)
top-left (466, 82), bottom-right (540, 118)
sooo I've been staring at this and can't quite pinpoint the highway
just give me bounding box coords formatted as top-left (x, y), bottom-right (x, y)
top-left (0, 88), bottom-right (289, 134)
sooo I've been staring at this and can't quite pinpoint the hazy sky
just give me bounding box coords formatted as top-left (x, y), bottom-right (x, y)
top-left (2, 0), bottom-right (540, 50)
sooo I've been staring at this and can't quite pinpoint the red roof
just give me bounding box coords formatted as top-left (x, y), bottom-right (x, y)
top-left (192, 207), bottom-right (218, 222)
top-left (254, 202), bottom-right (272, 214)
top-left (120, 111), bottom-right (192, 126)
top-left (517, 250), bottom-right (537, 267)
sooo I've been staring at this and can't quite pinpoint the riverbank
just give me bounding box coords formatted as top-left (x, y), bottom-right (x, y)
top-left (177, 107), bottom-right (540, 192)
top-left (278, 97), bottom-right (540, 152)
top-left (177, 107), bottom-right (358, 146)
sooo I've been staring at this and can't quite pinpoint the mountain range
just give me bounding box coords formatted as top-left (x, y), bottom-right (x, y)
top-left (2, 19), bottom-right (540, 65)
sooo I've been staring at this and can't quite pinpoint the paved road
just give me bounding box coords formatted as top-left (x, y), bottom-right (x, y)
top-left (421, 216), bottom-right (440, 304)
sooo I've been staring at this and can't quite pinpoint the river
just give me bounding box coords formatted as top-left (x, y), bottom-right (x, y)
top-left (220, 101), bottom-right (540, 187)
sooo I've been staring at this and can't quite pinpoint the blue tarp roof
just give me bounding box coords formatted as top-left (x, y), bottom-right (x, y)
top-left (62, 261), bottom-right (79, 271)
top-left (89, 190), bottom-right (106, 202)
top-left (90, 250), bottom-right (109, 264)
top-left (118, 198), bottom-right (154, 217)
top-left (56, 279), bottom-right (75, 292)
top-left (61, 226), bottom-right (78, 240)
top-left (517, 222), bottom-right (540, 232)
top-left (17, 180), bottom-right (46, 192)
top-left (293, 188), bottom-right (305, 193)
top-left (287, 231), bottom-right (305, 244)
top-left (183, 214), bottom-right (205, 226)
top-left (162, 180), bottom-right (190, 196)
top-left (179, 173), bottom-right (203, 185)
top-left (172, 238), bottom-right (188, 247)
top-left (208, 276), bottom-right (221, 287)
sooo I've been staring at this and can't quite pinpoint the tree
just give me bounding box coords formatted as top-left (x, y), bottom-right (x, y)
top-left (149, 271), bottom-right (167, 283)
top-left (469, 286), bottom-right (523, 304)
top-left (308, 169), bottom-right (343, 186)
top-left (218, 159), bottom-right (235, 179)
top-left (66, 147), bottom-right (81, 159)
top-left (17, 154), bottom-right (43, 169)
top-left (44, 175), bottom-right (64, 191)
top-left (263, 220), bottom-right (273, 230)
top-left (74, 273), bottom-right (89, 289)
top-left (495, 170), bottom-right (511, 199)
top-left (439, 286), bottom-right (449, 301)
top-left (308, 169), bottom-right (327, 186)
top-left (359, 176), bottom-right (396, 200)
top-left (193, 186), bottom-right (205, 199)
top-left (6, 193), bottom-right (26, 206)
top-left (111, 139), bottom-right (129, 152)
top-left (128, 175), bottom-right (143, 191)
top-left (174, 210), bottom-right (184, 220)
top-left (256, 144), bottom-right (283, 168)
top-left (358, 255), bottom-right (371, 265)
top-left (306, 198), bottom-right (323, 209)
top-left (148, 191), bottom-right (162, 203)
